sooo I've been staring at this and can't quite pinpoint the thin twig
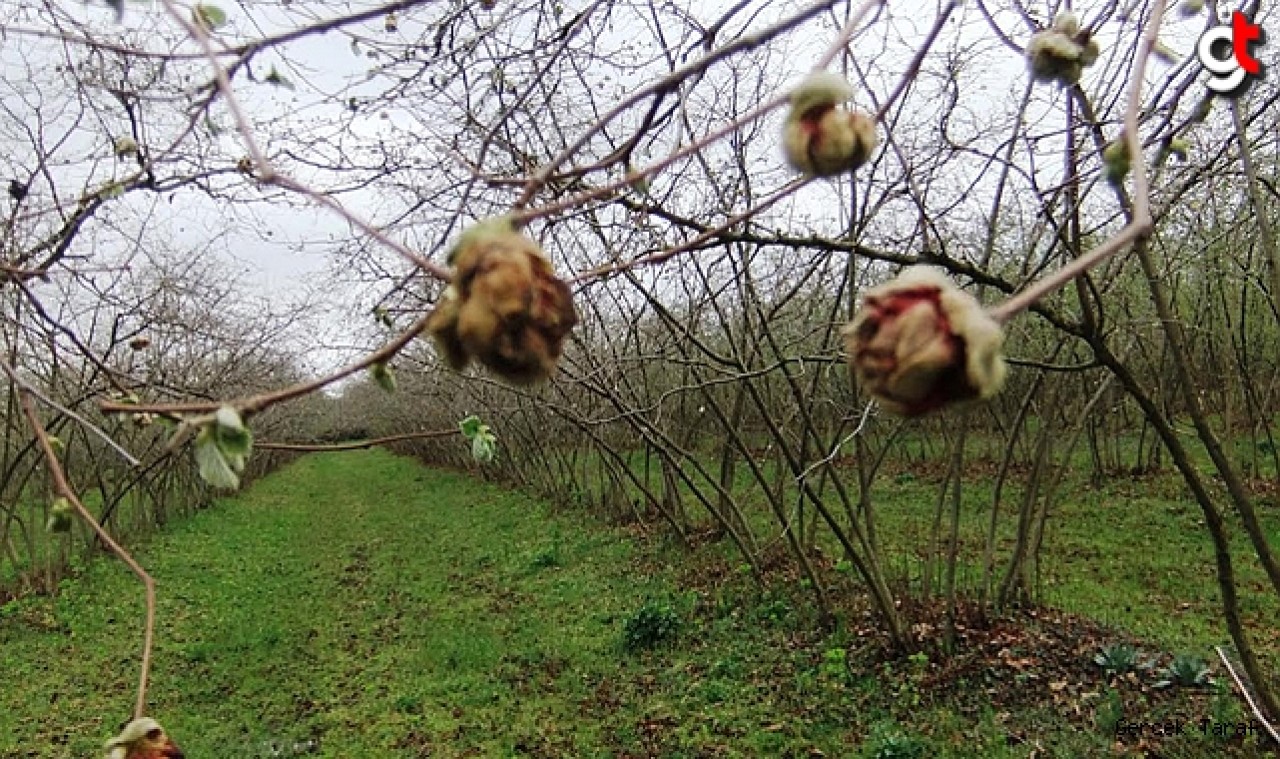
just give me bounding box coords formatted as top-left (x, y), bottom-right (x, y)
top-left (256, 430), bottom-right (457, 452)
top-left (0, 362), bottom-right (141, 467)
top-left (795, 402), bottom-right (876, 484)
top-left (512, 0), bottom-right (849, 211)
top-left (987, 0), bottom-right (1164, 324)
top-left (570, 177), bottom-right (810, 284)
top-left (514, 0), bottom-right (883, 227)
top-left (18, 392), bottom-right (156, 720)
top-left (873, 0), bottom-right (958, 122)
top-left (158, 0), bottom-right (452, 282)
top-left (100, 314), bottom-right (432, 417)
top-left (511, 95), bottom-right (791, 226)
top-left (812, 0), bottom-right (885, 71)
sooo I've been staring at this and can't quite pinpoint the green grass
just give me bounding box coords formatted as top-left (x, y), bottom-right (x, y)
top-left (0, 449), bottom-right (1272, 757)
top-left (561, 435), bottom-right (1280, 661)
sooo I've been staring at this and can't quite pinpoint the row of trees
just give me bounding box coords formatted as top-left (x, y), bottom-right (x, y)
top-left (2, 0), bottom-right (1276, 731)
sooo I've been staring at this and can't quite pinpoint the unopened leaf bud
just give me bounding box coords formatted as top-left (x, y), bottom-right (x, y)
top-left (371, 361), bottom-right (397, 393)
top-left (427, 220), bottom-right (577, 385)
top-left (113, 136), bottom-right (138, 157)
top-left (844, 267), bottom-right (1007, 416)
top-left (1103, 137), bottom-right (1132, 186)
top-left (782, 72), bottom-right (878, 177)
top-left (47, 498), bottom-right (73, 533)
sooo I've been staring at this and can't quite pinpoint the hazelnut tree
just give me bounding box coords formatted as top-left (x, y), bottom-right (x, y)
top-left (2, 0), bottom-right (1278, 748)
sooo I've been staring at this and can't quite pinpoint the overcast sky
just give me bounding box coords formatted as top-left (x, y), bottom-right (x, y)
top-left (3, 0), bottom-right (1265, 379)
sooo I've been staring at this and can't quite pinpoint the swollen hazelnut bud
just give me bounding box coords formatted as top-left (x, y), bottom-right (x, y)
top-left (47, 498), bottom-right (73, 533)
top-left (104, 717), bottom-right (184, 759)
top-left (782, 71), bottom-right (878, 177)
top-left (844, 267), bottom-right (1007, 416)
top-left (1026, 13), bottom-right (1101, 86)
top-left (426, 219), bottom-right (577, 385)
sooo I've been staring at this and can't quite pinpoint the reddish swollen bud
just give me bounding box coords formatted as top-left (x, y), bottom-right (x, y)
top-left (104, 718), bottom-right (184, 759)
top-left (844, 267), bottom-right (1007, 416)
top-left (782, 72), bottom-right (878, 177)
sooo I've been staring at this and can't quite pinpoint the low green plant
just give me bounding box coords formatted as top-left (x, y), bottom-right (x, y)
top-left (754, 597), bottom-right (792, 625)
top-left (1094, 642), bottom-right (1145, 677)
top-left (1094, 686), bottom-right (1124, 735)
top-left (529, 548), bottom-right (560, 569)
top-left (622, 599), bottom-right (681, 652)
top-left (860, 721), bottom-right (928, 759)
top-left (1155, 652), bottom-right (1211, 689)
top-left (530, 528), bottom-right (562, 569)
top-left (820, 647), bottom-right (848, 679)
top-left (1209, 680), bottom-right (1244, 738)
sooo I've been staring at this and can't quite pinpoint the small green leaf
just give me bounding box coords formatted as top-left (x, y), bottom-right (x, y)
top-left (264, 66), bottom-right (295, 90)
top-left (459, 415), bottom-right (497, 463)
top-left (213, 406), bottom-right (253, 458)
top-left (471, 434), bottom-right (497, 464)
top-left (46, 498), bottom-right (73, 533)
top-left (193, 3), bottom-right (228, 31)
top-left (459, 415), bottom-right (484, 439)
top-left (371, 362), bottom-right (397, 393)
top-left (113, 136), bottom-right (138, 157)
top-left (101, 182), bottom-right (125, 200)
top-left (1169, 137), bottom-right (1190, 161)
top-left (195, 428), bottom-right (240, 489)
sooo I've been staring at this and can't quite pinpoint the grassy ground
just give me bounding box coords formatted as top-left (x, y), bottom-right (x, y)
top-left (597, 440), bottom-right (1280, 658)
top-left (0, 450), bottom-right (1274, 757)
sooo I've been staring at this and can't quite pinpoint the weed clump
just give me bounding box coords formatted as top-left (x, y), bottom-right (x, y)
top-left (622, 599), bottom-right (681, 652)
top-left (860, 721), bottom-right (928, 759)
top-left (1155, 652), bottom-right (1211, 689)
top-left (1094, 641), bottom-right (1147, 677)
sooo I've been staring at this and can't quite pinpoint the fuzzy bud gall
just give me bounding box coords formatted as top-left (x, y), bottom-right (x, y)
top-left (427, 220), bottom-right (577, 385)
top-left (1103, 137), bottom-right (1131, 186)
top-left (1026, 13), bottom-right (1101, 86)
top-left (844, 267), bottom-right (1007, 416)
top-left (782, 72), bottom-right (878, 177)
top-left (104, 717), bottom-right (183, 759)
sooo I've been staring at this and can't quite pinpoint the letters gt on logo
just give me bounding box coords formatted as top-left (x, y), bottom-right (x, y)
top-left (1197, 11), bottom-right (1264, 94)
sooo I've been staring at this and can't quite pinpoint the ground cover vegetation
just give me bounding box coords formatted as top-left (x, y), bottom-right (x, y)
top-left (1, 0), bottom-right (1278, 754)
top-left (2, 450), bottom-right (1274, 757)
